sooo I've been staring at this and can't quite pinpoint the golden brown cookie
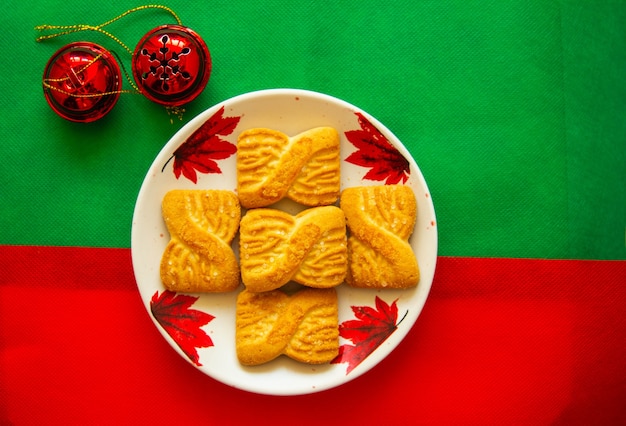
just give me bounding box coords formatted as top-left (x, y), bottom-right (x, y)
top-left (236, 127), bottom-right (340, 208)
top-left (239, 206), bottom-right (347, 292)
top-left (236, 287), bottom-right (339, 365)
top-left (340, 185), bottom-right (419, 288)
top-left (160, 189), bottom-right (241, 292)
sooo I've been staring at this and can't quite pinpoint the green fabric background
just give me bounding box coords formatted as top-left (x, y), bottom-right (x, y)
top-left (1, 0), bottom-right (624, 259)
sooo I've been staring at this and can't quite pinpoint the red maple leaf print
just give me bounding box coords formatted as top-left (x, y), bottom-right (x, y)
top-left (344, 112), bottom-right (411, 184)
top-left (162, 106), bottom-right (240, 183)
top-left (150, 290), bottom-right (215, 366)
top-left (331, 296), bottom-right (407, 374)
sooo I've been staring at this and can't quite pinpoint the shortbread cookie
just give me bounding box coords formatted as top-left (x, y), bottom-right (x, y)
top-left (239, 206), bottom-right (347, 292)
top-left (236, 287), bottom-right (339, 365)
top-left (236, 127), bottom-right (340, 208)
top-left (341, 185), bottom-right (419, 288)
top-left (160, 189), bottom-right (241, 292)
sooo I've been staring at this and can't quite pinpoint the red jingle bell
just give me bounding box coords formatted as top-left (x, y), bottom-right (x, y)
top-left (42, 42), bottom-right (121, 123)
top-left (132, 25), bottom-right (211, 107)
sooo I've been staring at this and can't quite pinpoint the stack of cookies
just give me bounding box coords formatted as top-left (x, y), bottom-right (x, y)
top-left (159, 126), bottom-right (420, 366)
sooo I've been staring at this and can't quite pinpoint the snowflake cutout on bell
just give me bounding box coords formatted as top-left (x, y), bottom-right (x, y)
top-left (133, 25), bottom-right (211, 109)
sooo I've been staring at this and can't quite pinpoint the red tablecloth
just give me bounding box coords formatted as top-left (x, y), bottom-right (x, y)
top-left (2, 246), bottom-right (624, 424)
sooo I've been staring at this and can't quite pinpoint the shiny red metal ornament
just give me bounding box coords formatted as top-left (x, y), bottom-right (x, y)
top-left (42, 42), bottom-right (121, 123)
top-left (132, 25), bottom-right (211, 107)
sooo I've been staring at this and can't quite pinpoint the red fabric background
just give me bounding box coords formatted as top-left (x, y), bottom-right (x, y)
top-left (1, 246), bottom-right (624, 425)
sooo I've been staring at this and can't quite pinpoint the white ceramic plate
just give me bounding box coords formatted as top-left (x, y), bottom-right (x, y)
top-left (131, 88), bottom-right (437, 395)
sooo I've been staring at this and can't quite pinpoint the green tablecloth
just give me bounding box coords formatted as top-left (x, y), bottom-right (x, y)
top-left (3, 0), bottom-right (622, 258)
